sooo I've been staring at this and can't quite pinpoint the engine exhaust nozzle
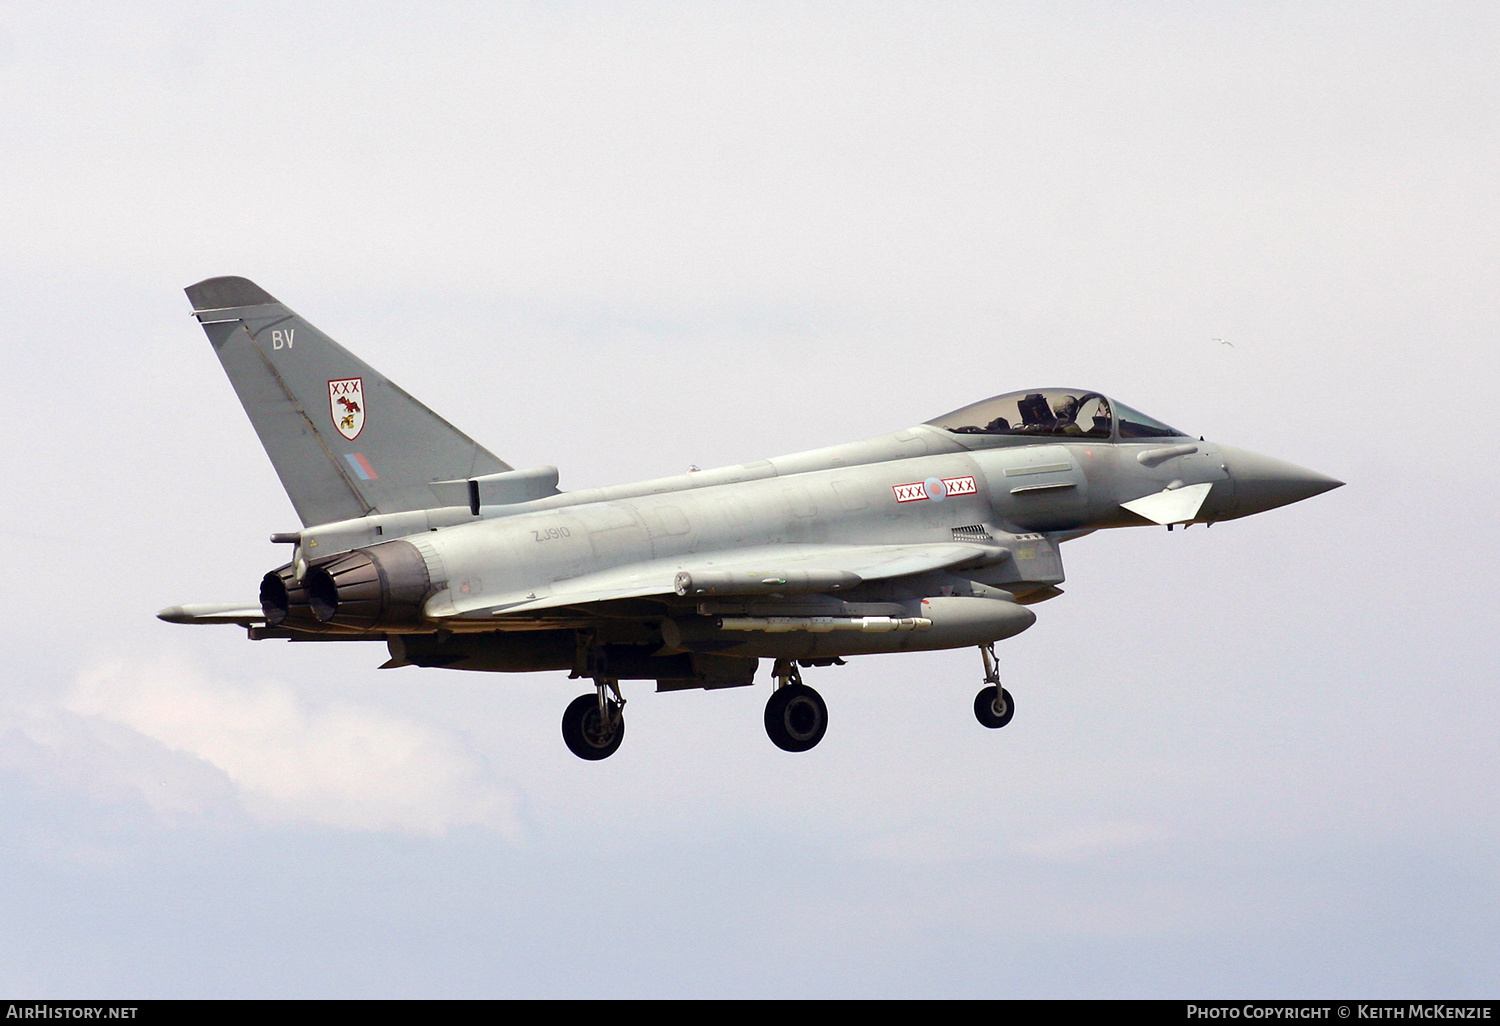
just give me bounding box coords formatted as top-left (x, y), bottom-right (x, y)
top-left (302, 540), bottom-right (432, 631)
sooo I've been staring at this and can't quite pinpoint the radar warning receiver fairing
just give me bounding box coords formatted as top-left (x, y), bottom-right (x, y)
top-left (161, 277), bottom-right (1343, 760)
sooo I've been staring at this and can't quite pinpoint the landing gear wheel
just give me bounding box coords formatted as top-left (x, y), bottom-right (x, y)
top-left (764, 683), bottom-right (828, 753)
top-left (974, 685), bottom-right (1015, 729)
top-left (562, 692), bottom-right (625, 760)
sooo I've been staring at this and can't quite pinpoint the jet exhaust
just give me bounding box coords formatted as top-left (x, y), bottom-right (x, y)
top-left (258, 564), bottom-right (356, 634)
top-left (259, 540), bottom-right (432, 634)
top-left (260, 570), bottom-right (293, 625)
top-left (302, 539), bottom-right (432, 631)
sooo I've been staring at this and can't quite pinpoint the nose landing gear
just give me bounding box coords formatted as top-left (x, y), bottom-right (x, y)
top-left (764, 658), bottom-right (828, 752)
top-left (973, 642), bottom-right (1015, 729)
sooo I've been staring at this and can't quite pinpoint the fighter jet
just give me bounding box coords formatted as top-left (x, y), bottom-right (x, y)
top-left (160, 277), bottom-right (1343, 760)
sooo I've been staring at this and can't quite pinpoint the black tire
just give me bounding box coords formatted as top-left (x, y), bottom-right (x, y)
top-left (764, 683), bottom-right (828, 753)
top-left (974, 685), bottom-right (1015, 729)
top-left (561, 693), bottom-right (625, 760)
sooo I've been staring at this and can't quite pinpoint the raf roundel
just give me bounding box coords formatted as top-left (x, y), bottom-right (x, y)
top-left (329, 377), bottom-right (365, 441)
top-left (893, 475), bottom-right (977, 504)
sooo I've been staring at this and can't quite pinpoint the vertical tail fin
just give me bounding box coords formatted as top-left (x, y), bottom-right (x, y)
top-left (186, 276), bottom-right (511, 527)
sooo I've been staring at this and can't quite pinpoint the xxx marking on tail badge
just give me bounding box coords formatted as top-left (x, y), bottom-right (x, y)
top-left (329, 378), bottom-right (365, 440)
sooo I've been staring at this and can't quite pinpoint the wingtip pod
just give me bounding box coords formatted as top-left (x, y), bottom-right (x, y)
top-left (157, 603), bottom-right (265, 626)
top-left (184, 276), bottom-right (277, 312)
top-left (156, 604), bottom-right (191, 623)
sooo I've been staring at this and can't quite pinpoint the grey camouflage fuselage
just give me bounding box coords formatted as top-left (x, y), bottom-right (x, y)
top-left (162, 276), bottom-right (1341, 753)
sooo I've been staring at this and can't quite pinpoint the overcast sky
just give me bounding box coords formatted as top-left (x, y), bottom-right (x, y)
top-left (2, 1), bottom-right (1497, 997)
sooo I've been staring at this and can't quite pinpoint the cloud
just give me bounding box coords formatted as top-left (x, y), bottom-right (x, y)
top-left (860, 825), bottom-right (989, 865)
top-left (1018, 821), bottom-right (1163, 862)
top-left (3, 656), bottom-right (519, 838)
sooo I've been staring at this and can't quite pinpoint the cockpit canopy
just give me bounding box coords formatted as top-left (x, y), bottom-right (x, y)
top-left (926, 389), bottom-right (1188, 441)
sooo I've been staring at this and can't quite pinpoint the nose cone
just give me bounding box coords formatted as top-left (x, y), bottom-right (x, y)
top-left (1217, 444), bottom-right (1344, 519)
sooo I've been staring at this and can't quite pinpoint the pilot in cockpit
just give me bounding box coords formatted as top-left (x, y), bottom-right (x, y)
top-left (1052, 395), bottom-right (1082, 435)
top-left (927, 389), bottom-right (1126, 441)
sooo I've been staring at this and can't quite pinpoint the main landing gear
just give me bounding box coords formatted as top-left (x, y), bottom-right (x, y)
top-left (562, 679), bottom-right (626, 760)
top-left (561, 645), bottom-right (1012, 759)
top-left (973, 641), bottom-right (1015, 729)
top-left (764, 658), bottom-right (828, 753)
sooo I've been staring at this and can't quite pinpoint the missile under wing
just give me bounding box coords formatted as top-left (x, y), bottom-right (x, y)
top-left (163, 277), bottom-right (1342, 760)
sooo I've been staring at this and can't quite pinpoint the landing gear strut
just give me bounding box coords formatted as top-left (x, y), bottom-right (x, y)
top-left (764, 658), bottom-right (828, 753)
top-left (973, 642), bottom-right (1015, 729)
top-left (562, 679), bottom-right (626, 760)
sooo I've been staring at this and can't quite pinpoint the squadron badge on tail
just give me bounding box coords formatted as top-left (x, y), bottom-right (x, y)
top-left (329, 378), bottom-right (365, 440)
